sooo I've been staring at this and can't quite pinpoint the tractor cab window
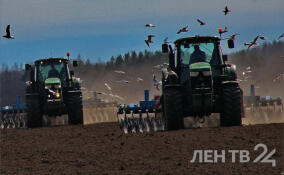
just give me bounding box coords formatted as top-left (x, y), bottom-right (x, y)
top-left (180, 42), bottom-right (219, 66)
top-left (37, 61), bottom-right (68, 85)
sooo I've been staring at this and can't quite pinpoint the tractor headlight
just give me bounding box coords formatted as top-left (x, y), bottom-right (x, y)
top-left (202, 71), bottom-right (212, 76)
top-left (55, 93), bottom-right (61, 98)
top-left (190, 72), bottom-right (199, 77)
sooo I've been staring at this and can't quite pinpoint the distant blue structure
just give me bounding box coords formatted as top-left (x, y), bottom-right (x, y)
top-left (1, 96), bottom-right (26, 114)
top-left (244, 85), bottom-right (282, 107)
top-left (118, 90), bottom-right (159, 115)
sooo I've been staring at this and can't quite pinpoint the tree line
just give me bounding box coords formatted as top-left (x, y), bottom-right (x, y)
top-left (0, 41), bottom-right (283, 107)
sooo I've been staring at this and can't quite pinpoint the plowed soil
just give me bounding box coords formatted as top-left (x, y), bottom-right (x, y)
top-left (1, 123), bottom-right (283, 175)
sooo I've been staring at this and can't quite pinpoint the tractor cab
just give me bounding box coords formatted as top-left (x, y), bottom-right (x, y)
top-left (35, 58), bottom-right (70, 88)
top-left (162, 36), bottom-right (233, 77)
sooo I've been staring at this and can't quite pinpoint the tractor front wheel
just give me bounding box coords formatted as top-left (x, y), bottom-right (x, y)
top-left (220, 84), bottom-right (243, 126)
top-left (162, 87), bottom-right (183, 130)
top-left (26, 94), bottom-right (42, 128)
top-left (67, 92), bottom-right (83, 125)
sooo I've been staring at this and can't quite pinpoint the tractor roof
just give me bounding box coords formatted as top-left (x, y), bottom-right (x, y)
top-left (174, 36), bottom-right (220, 44)
top-left (35, 58), bottom-right (68, 64)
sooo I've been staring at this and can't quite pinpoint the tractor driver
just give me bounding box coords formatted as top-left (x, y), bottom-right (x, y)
top-left (189, 45), bottom-right (206, 64)
top-left (48, 63), bottom-right (60, 78)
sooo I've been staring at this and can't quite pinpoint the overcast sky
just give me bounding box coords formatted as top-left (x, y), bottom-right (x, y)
top-left (0, 0), bottom-right (283, 65)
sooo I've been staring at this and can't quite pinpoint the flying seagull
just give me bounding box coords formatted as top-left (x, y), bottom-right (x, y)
top-left (137, 77), bottom-right (143, 82)
top-left (278, 33), bottom-right (284, 40)
top-left (145, 35), bottom-right (155, 47)
top-left (153, 74), bottom-right (162, 91)
top-left (114, 70), bottom-right (126, 75)
top-left (177, 25), bottom-right (189, 34)
top-left (245, 35), bottom-right (259, 49)
top-left (223, 6), bottom-right (231, 15)
top-left (104, 83), bottom-right (112, 91)
top-left (3, 25), bottom-right (14, 39)
top-left (145, 24), bottom-right (156, 27)
top-left (197, 19), bottom-right (206, 25)
top-left (116, 80), bottom-right (130, 84)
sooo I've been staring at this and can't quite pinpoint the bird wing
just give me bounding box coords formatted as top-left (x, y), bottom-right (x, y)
top-left (278, 33), bottom-right (284, 40)
top-left (145, 40), bottom-right (150, 47)
top-left (248, 42), bottom-right (254, 49)
top-left (252, 35), bottom-right (259, 43)
top-left (148, 35), bottom-right (155, 39)
top-left (197, 19), bottom-right (204, 25)
top-left (6, 25), bottom-right (11, 36)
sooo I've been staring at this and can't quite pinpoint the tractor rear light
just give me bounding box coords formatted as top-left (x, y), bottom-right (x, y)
top-left (190, 72), bottom-right (199, 77)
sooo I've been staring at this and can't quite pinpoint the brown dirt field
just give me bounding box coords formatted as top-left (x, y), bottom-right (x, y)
top-left (1, 123), bottom-right (283, 175)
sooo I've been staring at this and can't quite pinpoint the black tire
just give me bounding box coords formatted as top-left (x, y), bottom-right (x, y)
top-left (26, 95), bottom-right (42, 128)
top-left (67, 92), bottom-right (83, 125)
top-left (220, 84), bottom-right (242, 126)
top-left (162, 87), bottom-right (183, 130)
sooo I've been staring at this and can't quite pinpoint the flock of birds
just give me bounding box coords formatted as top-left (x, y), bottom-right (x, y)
top-left (238, 55), bottom-right (284, 85)
top-left (142, 5), bottom-right (284, 49)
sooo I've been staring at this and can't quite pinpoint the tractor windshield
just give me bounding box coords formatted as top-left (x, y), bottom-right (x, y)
top-left (37, 60), bottom-right (68, 85)
top-left (180, 42), bottom-right (220, 66)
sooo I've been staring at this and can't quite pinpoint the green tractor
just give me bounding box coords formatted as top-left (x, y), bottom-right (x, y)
top-left (161, 36), bottom-right (243, 130)
top-left (25, 57), bottom-right (83, 128)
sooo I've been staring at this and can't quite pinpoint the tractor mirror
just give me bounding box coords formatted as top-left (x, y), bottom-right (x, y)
top-left (70, 70), bottom-right (74, 77)
top-left (25, 64), bottom-right (31, 70)
top-left (228, 39), bottom-right (234, 49)
top-left (222, 55), bottom-right (228, 62)
top-left (162, 43), bottom-right (169, 53)
top-left (73, 60), bottom-right (78, 67)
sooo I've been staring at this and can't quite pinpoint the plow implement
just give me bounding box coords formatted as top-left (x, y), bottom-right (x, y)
top-left (117, 90), bottom-right (164, 133)
top-left (244, 85), bottom-right (284, 123)
top-left (0, 96), bottom-right (27, 128)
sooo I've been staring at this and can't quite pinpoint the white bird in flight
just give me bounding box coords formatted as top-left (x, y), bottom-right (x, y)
top-left (114, 70), bottom-right (126, 75)
top-left (145, 24), bottom-right (156, 27)
top-left (104, 83), bottom-right (112, 91)
top-left (137, 77), bottom-right (143, 82)
top-left (153, 74), bottom-right (162, 91)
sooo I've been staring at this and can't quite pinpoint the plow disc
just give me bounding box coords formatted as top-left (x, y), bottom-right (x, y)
top-left (244, 103), bottom-right (284, 124)
top-left (117, 109), bottom-right (164, 134)
top-left (0, 112), bottom-right (27, 129)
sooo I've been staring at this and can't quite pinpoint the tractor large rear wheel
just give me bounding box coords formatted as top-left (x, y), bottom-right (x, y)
top-left (67, 92), bottom-right (83, 125)
top-left (162, 87), bottom-right (183, 130)
top-left (26, 95), bottom-right (42, 128)
top-left (220, 84), bottom-right (242, 126)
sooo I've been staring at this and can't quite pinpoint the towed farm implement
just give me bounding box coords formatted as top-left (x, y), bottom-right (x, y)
top-left (117, 90), bottom-right (164, 133)
top-left (0, 96), bottom-right (27, 128)
top-left (244, 84), bottom-right (283, 122)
